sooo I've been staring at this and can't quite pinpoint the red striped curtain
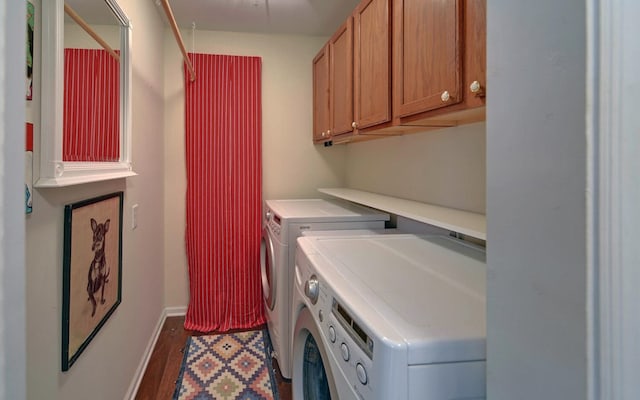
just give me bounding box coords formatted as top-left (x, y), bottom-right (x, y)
top-left (63, 48), bottom-right (119, 161)
top-left (184, 54), bottom-right (265, 332)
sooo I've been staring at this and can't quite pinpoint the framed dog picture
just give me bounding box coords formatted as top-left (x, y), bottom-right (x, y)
top-left (62, 192), bottom-right (123, 371)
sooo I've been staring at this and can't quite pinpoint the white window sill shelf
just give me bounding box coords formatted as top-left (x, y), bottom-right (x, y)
top-left (318, 188), bottom-right (486, 240)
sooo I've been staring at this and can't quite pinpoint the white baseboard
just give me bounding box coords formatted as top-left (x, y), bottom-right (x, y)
top-left (165, 306), bottom-right (188, 317)
top-left (124, 306), bottom-right (188, 399)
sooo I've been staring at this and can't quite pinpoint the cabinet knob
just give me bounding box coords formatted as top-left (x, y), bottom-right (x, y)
top-left (441, 91), bottom-right (451, 102)
top-left (352, 121), bottom-right (357, 129)
top-left (327, 130), bottom-right (331, 135)
top-left (321, 131), bottom-right (326, 137)
top-left (470, 80), bottom-right (485, 98)
top-left (470, 81), bottom-right (481, 93)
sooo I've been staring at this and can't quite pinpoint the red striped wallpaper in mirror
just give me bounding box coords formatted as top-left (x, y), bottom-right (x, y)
top-left (63, 48), bottom-right (119, 162)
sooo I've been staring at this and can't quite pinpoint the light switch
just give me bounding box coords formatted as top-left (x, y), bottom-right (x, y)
top-left (132, 204), bottom-right (139, 230)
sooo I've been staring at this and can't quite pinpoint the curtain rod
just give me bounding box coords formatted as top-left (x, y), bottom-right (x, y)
top-left (64, 3), bottom-right (120, 62)
top-left (161, 0), bottom-right (196, 81)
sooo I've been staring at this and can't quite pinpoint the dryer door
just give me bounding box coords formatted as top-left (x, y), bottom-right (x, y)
top-left (260, 227), bottom-right (276, 310)
top-left (292, 308), bottom-right (338, 399)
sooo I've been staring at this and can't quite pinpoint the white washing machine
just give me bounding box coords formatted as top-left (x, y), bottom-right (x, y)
top-left (291, 234), bottom-right (487, 400)
top-left (260, 199), bottom-right (389, 380)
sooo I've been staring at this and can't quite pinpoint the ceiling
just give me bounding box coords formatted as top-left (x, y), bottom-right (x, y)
top-left (165, 0), bottom-right (360, 36)
top-left (66, 0), bottom-right (361, 36)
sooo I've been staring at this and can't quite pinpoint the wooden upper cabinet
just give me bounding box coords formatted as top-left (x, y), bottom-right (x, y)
top-left (312, 45), bottom-right (330, 143)
top-left (353, 0), bottom-right (392, 131)
top-left (393, 0), bottom-right (463, 119)
top-left (329, 18), bottom-right (354, 137)
top-left (312, 0), bottom-right (485, 143)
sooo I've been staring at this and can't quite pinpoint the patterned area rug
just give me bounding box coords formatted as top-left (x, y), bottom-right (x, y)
top-left (173, 329), bottom-right (279, 400)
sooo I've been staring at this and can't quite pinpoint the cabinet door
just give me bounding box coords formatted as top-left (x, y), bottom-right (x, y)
top-left (329, 18), bottom-right (354, 136)
top-left (394, 0), bottom-right (463, 118)
top-left (464, 0), bottom-right (486, 109)
top-left (312, 45), bottom-right (330, 142)
top-left (354, 0), bottom-right (392, 130)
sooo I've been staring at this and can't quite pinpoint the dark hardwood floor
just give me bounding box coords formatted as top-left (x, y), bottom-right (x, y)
top-left (135, 316), bottom-right (292, 400)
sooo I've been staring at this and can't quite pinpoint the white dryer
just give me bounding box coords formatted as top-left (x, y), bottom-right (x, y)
top-left (291, 234), bottom-right (487, 400)
top-left (260, 199), bottom-right (389, 380)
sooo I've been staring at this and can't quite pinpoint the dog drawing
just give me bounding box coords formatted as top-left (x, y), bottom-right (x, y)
top-left (87, 218), bottom-right (111, 317)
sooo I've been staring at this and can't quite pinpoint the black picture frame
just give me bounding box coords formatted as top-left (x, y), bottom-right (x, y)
top-left (62, 191), bottom-right (123, 371)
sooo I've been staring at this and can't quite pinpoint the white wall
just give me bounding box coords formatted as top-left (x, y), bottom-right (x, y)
top-left (163, 30), bottom-right (347, 307)
top-left (345, 122), bottom-right (486, 214)
top-left (1, 0), bottom-right (27, 398)
top-left (486, 1), bottom-right (587, 398)
top-left (24, 0), bottom-right (167, 398)
top-left (64, 24), bottom-right (120, 49)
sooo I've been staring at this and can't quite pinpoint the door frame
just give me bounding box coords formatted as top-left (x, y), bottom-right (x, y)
top-left (587, 1), bottom-right (640, 399)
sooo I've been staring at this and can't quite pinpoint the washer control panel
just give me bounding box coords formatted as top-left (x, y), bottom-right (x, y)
top-left (265, 208), bottom-right (282, 237)
top-left (325, 315), bottom-right (374, 398)
top-left (322, 298), bottom-right (375, 398)
top-left (332, 299), bottom-right (374, 359)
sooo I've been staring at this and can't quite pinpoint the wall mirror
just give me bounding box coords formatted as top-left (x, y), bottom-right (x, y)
top-left (37, 0), bottom-right (134, 187)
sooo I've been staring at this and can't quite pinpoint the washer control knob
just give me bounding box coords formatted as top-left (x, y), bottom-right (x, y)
top-left (329, 326), bottom-right (336, 343)
top-left (305, 275), bottom-right (319, 304)
top-left (318, 309), bottom-right (324, 322)
top-left (341, 343), bottom-right (350, 361)
top-left (265, 210), bottom-right (272, 221)
top-left (356, 363), bottom-right (368, 385)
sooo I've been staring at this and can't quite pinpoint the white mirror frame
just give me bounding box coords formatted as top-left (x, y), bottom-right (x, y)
top-left (36, 0), bottom-right (134, 187)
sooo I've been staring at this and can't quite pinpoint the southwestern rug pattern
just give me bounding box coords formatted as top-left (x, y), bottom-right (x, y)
top-left (173, 329), bottom-right (279, 400)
